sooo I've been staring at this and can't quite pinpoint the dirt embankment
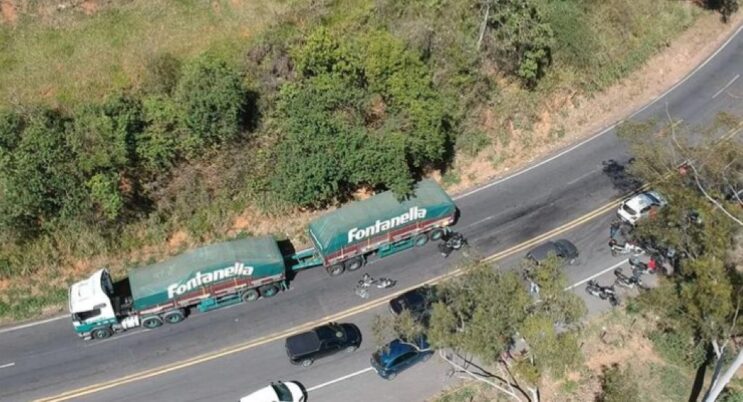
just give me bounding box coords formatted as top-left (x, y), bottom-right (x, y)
top-left (445, 10), bottom-right (743, 195)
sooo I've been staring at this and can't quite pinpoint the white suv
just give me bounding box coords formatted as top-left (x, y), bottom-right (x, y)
top-left (239, 381), bottom-right (305, 402)
top-left (617, 191), bottom-right (667, 225)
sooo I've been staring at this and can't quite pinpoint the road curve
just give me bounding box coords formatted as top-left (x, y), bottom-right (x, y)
top-left (1, 19), bottom-right (743, 402)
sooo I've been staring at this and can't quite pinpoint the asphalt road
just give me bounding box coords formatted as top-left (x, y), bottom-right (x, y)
top-left (1, 21), bottom-right (742, 402)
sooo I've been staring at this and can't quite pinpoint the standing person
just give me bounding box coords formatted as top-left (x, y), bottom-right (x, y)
top-left (647, 255), bottom-right (657, 273)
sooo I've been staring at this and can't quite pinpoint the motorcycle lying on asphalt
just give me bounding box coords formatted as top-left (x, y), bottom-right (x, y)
top-left (585, 280), bottom-right (619, 306)
top-left (438, 231), bottom-right (467, 258)
top-left (354, 273), bottom-right (396, 299)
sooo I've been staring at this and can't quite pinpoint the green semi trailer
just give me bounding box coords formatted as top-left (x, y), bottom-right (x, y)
top-left (69, 180), bottom-right (457, 340)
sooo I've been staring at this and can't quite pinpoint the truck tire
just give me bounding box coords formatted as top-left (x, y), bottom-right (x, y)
top-left (91, 327), bottom-right (112, 340)
top-left (301, 358), bottom-right (314, 367)
top-left (163, 309), bottom-right (185, 324)
top-left (345, 256), bottom-right (365, 272)
top-left (241, 289), bottom-right (260, 302)
top-left (142, 316), bottom-right (163, 329)
top-left (326, 264), bottom-right (345, 277)
top-left (259, 284), bottom-right (279, 298)
top-left (414, 233), bottom-right (429, 247)
top-left (430, 228), bottom-right (445, 241)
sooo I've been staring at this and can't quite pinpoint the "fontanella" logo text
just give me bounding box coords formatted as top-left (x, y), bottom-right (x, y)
top-left (167, 262), bottom-right (254, 299)
top-left (347, 207), bottom-right (427, 243)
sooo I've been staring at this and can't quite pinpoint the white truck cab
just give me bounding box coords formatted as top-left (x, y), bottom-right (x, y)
top-left (69, 269), bottom-right (137, 339)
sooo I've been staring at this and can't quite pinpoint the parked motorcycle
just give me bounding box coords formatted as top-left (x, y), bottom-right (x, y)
top-left (609, 239), bottom-right (645, 257)
top-left (613, 268), bottom-right (645, 290)
top-left (629, 256), bottom-right (656, 275)
top-left (585, 280), bottom-right (619, 306)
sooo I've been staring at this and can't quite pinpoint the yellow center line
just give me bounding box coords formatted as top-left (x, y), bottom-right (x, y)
top-left (37, 193), bottom-right (631, 402)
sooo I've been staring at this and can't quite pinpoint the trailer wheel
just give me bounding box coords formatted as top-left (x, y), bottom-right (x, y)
top-left (414, 233), bottom-right (429, 247)
top-left (142, 316), bottom-right (163, 329)
top-left (91, 327), bottom-right (112, 340)
top-left (345, 256), bottom-right (365, 272)
top-left (241, 289), bottom-right (260, 302)
top-left (163, 309), bottom-right (185, 324)
top-left (326, 264), bottom-right (345, 277)
top-left (259, 285), bottom-right (279, 298)
top-left (430, 228), bottom-right (445, 241)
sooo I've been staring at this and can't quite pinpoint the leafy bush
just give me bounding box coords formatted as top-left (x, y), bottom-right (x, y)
top-left (0, 109), bottom-right (23, 151)
top-left (0, 109), bottom-right (86, 236)
top-left (598, 364), bottom-right (640, 402)
top-left (86, 173), bottom-right (124, 221)
top-left (720, 389), bottom-right (743, 402)
top-left (272, 29), bottom-right (452, 207)
top-left (67, 94), bottom-right (142, 175)
top-left (136, 95), bottom-right (184, 174)
top-left (486, 0), bottom-right (554, 86)
top-left (175, 56), bottom-right (248, 153)
top-left (649, 329), bottom-right (708, 368)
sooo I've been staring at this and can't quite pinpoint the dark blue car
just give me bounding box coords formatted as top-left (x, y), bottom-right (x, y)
top-left (370, 337), bottom-right (433, 380)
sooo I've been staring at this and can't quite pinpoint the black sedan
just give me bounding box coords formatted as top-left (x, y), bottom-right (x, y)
top-left (389, 286), bottom-right (436, 320)
top-left (525, 239), bottom-right (579, 265)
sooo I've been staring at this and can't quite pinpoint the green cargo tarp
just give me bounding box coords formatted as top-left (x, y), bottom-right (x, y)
top-left (129, 236), bottom-right (285, 311)
top-left (308, 180), bottom-right (456, 256)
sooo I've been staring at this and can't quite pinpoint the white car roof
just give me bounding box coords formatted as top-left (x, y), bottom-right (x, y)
top-left (625, 192), bottom-right (663, 211)
top-left (239, 385), bottom-right (278, 402)
top-left (239, 381), bottom-right (303, 402)
top-left (69, 269), bottom-right (108, 314)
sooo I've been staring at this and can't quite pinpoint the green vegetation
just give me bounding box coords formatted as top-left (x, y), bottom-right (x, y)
top-left (617, 117), bottom-right (743, 401)
top-left (0, 0), bottom-right (728, 320)
top-left (598, 364), bottom-right (640, 402)
top-left (375, 257), bottom-right (586, 399)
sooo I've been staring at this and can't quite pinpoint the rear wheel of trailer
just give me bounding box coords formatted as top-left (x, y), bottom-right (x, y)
top-left (326, 264), bottom-right (345, 277)
top-left (241, 288), bottom-right (260, 302)
top-left (142, 316), bottom-right (163, 329)
top-left (259, 284), bottom-right (279, 298)
top-left (345, 256), bottom-right (365, 271)
top-left (164, 309), bottom-right (186, 324)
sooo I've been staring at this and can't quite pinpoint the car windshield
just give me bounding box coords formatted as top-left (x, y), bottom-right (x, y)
top-left (271, 383), bottom-right (292, 402)
top-left (315, 325), bottom-right (344, 341)
top-left (646, 193), bottom-right (661, 204)
top-left (554, 243), bottom-right (567, 257)
top-left (623, 204), bottom-right (638, 216)
top-left (371, 350), bottom-right (383, 366)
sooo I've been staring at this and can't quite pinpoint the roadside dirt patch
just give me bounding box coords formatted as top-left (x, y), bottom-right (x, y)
top-left (166, 230), bottom-right (190, 250)
top-left (1, 0), bottom-right (18, 25)
top-left (80, 0), bottom-right (98, 15)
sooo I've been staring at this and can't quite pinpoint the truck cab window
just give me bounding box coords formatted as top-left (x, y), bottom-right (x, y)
top-left (73, 308), bottom-right (101, 322)
top-left (101, 272), bottom-right (114, 296)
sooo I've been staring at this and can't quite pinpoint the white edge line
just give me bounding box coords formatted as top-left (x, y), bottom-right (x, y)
top-left (564, 259), bottom-right (629, 291)
top-left (712, 74), bottom-right (740, 99)
top-left (2, 20), bottom-right (742, 337)
top-left (454, 21), bottom-right (743, 201)
top-left (0, 315), bottom-right (68, 335)
top-left (306, 367), bottom-right (375, 392)
top-left (84, 329), bottom-right (149, 347)
top-left (0, 362), bottom-right (16, 369)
